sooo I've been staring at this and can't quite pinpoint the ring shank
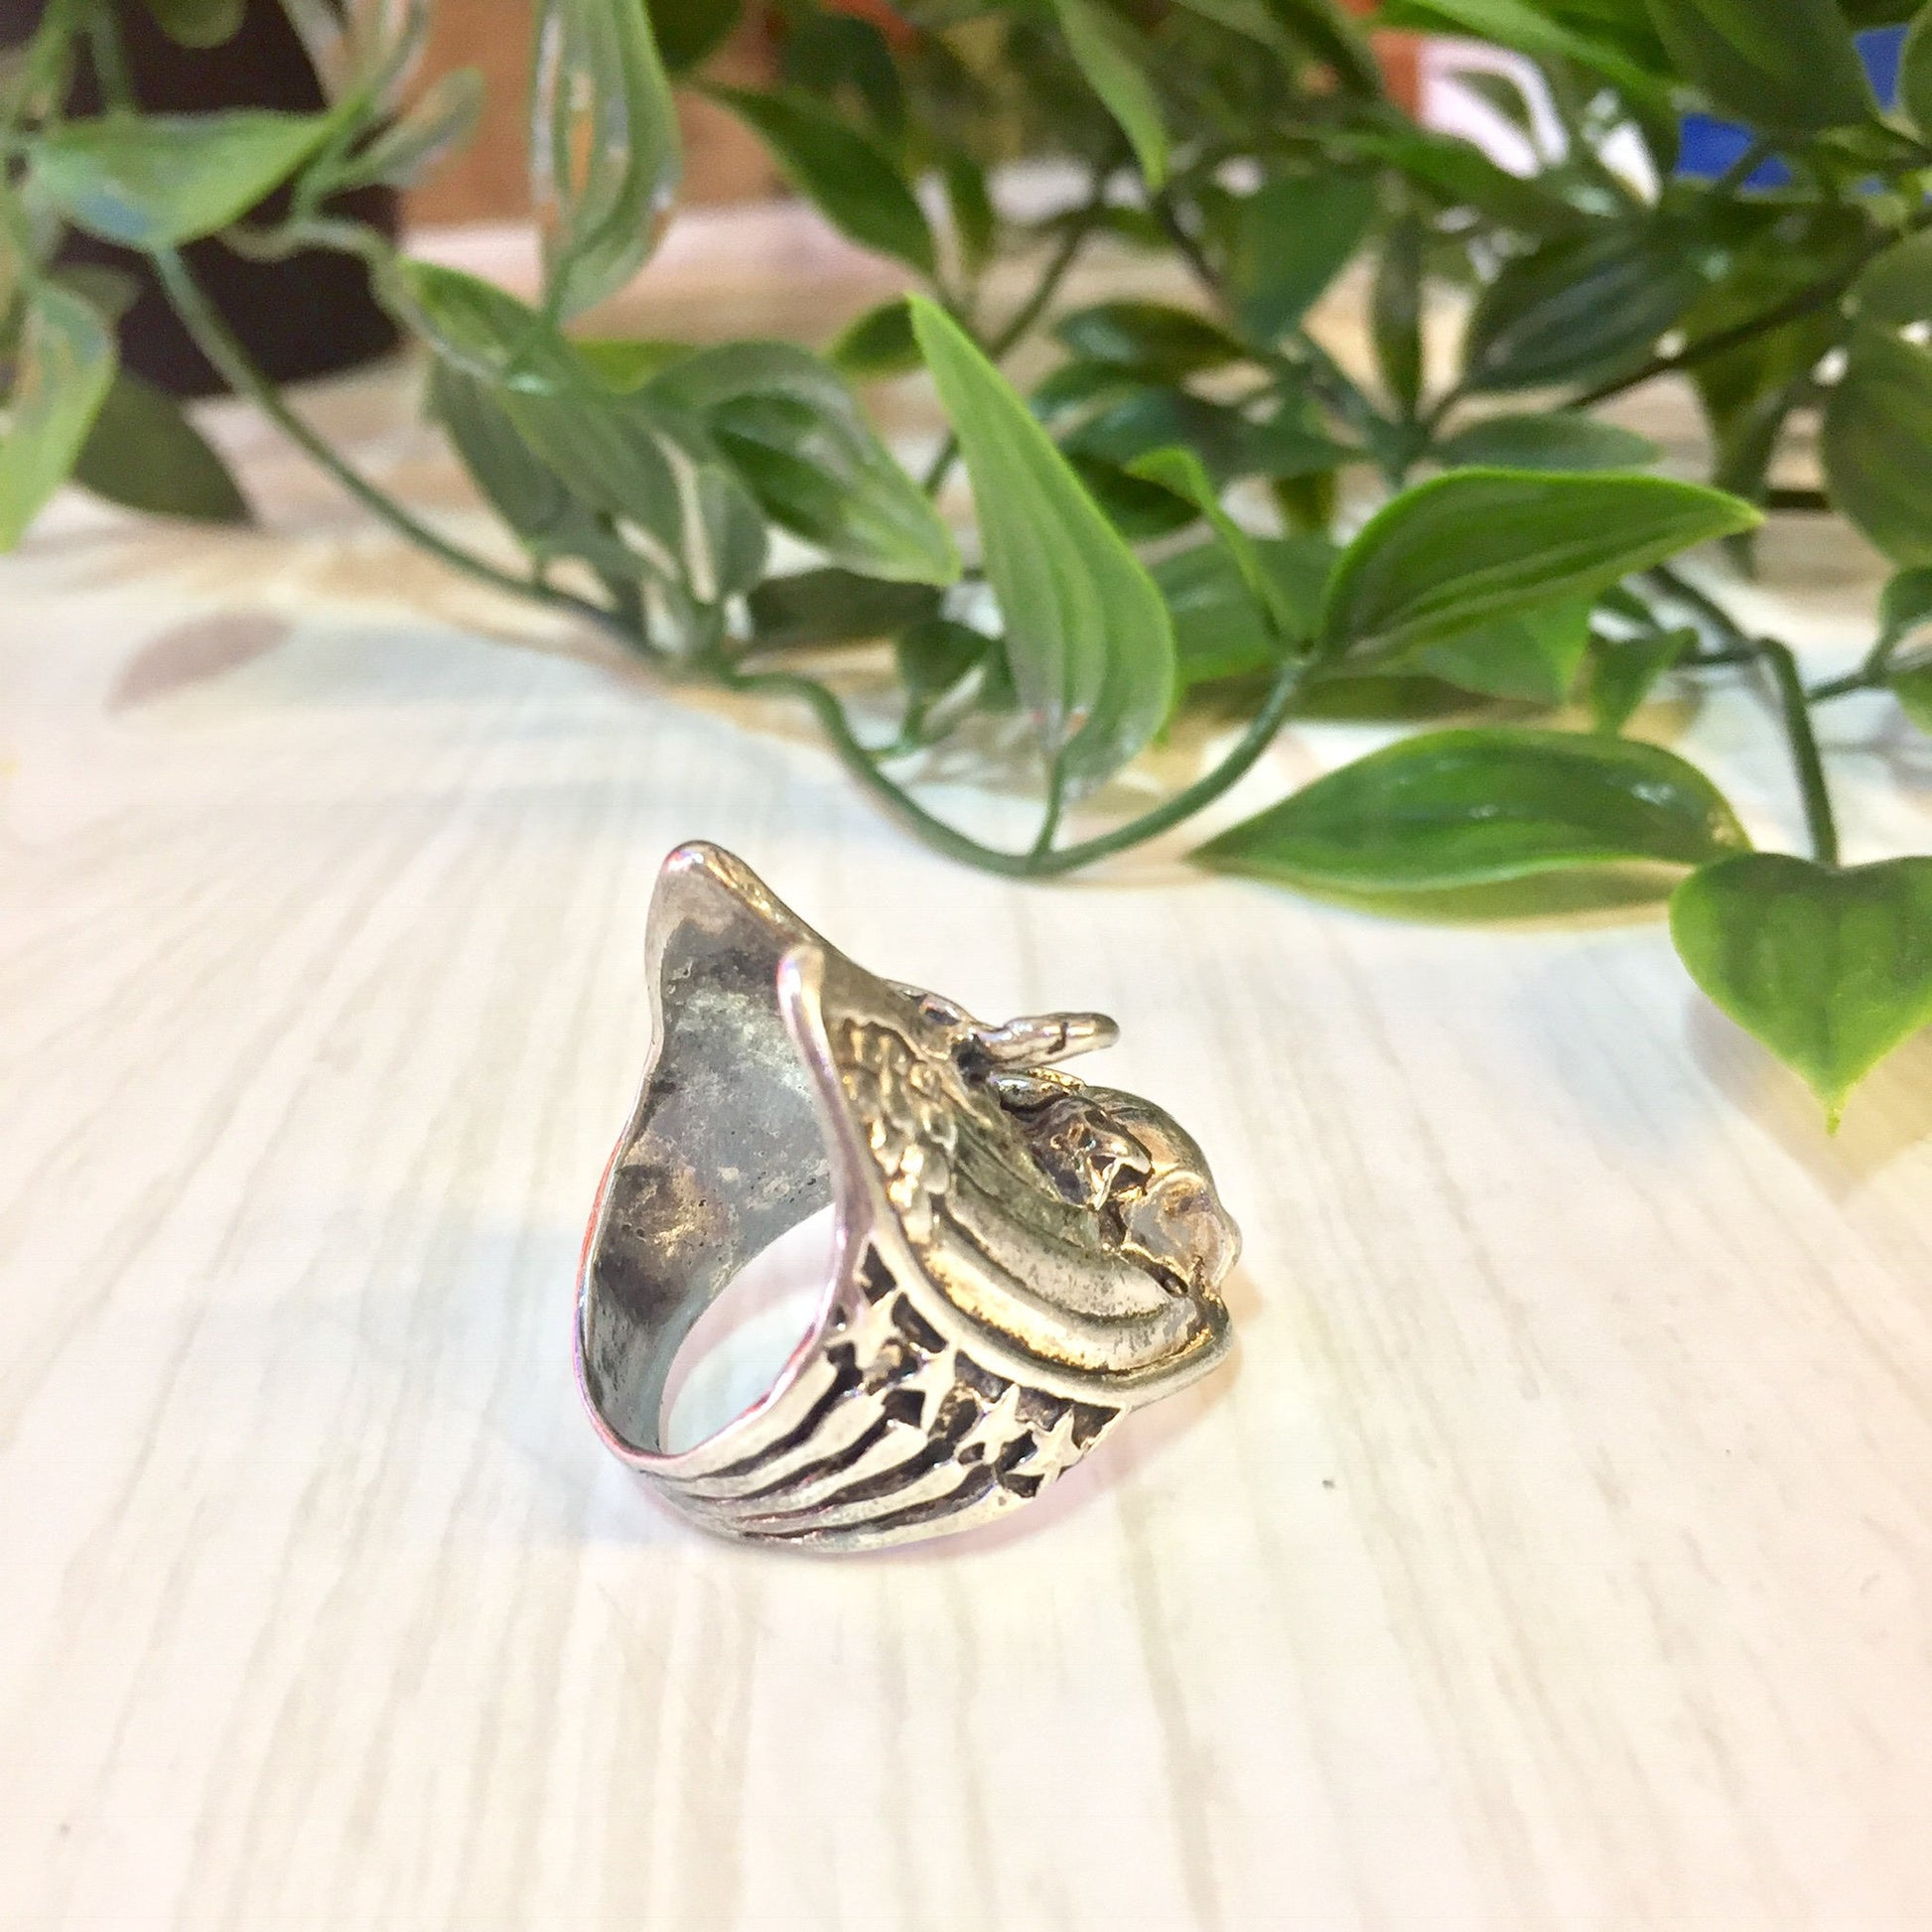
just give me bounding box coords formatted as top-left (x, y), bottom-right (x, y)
top-left (579, 872), bottom-right (830, 1454)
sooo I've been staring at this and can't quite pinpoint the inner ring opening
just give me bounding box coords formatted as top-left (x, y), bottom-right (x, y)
top-left (579, 913), bottom-right (833, 1455)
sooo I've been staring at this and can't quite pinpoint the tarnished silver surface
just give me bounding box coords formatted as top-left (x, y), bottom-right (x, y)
top-left (576, 842), bottom-right (1239, 1551)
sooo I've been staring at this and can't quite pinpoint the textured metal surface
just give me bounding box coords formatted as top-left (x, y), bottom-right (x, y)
top-left (576, 842), bottom-right (1239, 1550)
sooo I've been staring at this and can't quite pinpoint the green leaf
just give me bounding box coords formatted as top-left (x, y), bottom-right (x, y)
top-left (335, 67), bottom-right (484, 192)
top-left (1462, 225), bottom-right (1705, 395)
top-left (942, 152), bottom-right (998, 280)
top-left (748, 568), bottom-right (942, 648)
top-left (1053, 302), bottom-right (1247, 378)
top-left (1822, 327), bottom-right (1932, 567)
top-left (1200, 727), bottom-right (1748, 893)
top-left (1888, 657), bottom-right (1932, 734)
top-left (909, 296), bottom-right (1176, 791)
top-left (141, 0), bottom-right (245, 48)
top-left (1435, 412), bottom-right (1661, 472)
top-left (1643, 0), bottom-right (1873, 132)
top-left (1857, 230), bottom-right (1932, 328)
top-left (896, 617), bottom-right (996, 740)
top-left (1372, 207), bottom-right (1425, 422)
top-left (1379, 0), bottom-right (1670, 106)
top-left (1230, 172), bottom-right (1377, 341)
top-left (576, 337), bottom-right (693, 392)
top-left (710, 87), bottom-right (935, 275)
top-left (1670, 855), bottom-right (1932, 1125)
top-left (1069, 454), bottom-right (1199, 541)
top-left (384, 259), bottom-right (581, 389)
top-left (1586, 625), bottom-right (1692, 732)
top-left (428, 361), bottom-right (597, 560)
top-left (33, 111), bottom-right (336, 247)
top-left (1317, 468), bottom-right (1760, 661)
top-left (830, 298), bottom-right (922, 379)
top-left (650, 0), bottom-right (744, 72)
top-left (648, 342), bottom-right (958, 584)
top-left (1408, 598), bottom-right (1592, 705)
top-left (0, 280), bottom-right (116, 549)
top-left (1904, 2), bottom-right (1932, 136)
top-left (1880, 564), bottom-right (1932, 646)
top-left (1155, 531), bottom-right (1337, 685)
top-left (530, 0), bottom-right (682, 320)
top-left (1064, 386), bottom-right (1350, 484)
top-left (1046, 0), bottom-right (1169, 188)
top-left (71, 369), bottom-right (250, 525)
top-left (1350, 127), bottom-right (1587, 241)
top-left (1254, 0), bottom-right (1383, 96)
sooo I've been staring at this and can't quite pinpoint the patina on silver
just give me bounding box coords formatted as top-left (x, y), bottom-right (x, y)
top-left (576, 842), bottom-right (1239, 1551)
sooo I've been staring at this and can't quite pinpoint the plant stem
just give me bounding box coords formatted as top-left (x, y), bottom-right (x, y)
top-left (1759, 636), bottom-right (1840, 865)
top-left (727, 651), bottom-right (1311, 879)
top-left (148, 245), bottom-right (640, 648)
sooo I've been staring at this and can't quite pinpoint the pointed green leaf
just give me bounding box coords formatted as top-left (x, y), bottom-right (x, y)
top-left (33, 111), bottom-right (336, 246)
top-left (1889, 657), bottom-right (1932, 734)
top-left (748, 568), bottom-right (942, 649)
top-left (831, 298), bottom-right (921, 379)
top-left (1824, 328), bottom-right (1932, 567)
top-left (0, 280), bottom-right (116, 549)
top-left (1586, 625), bottom-right (1693, 732)
top-left (1436, 412), bottom-right (1661, 472)
top-left (710, 87), bottom-right (934, 274)
top-left (650, 0), bottom-right (743, 72)
top-left (530, 0), bottom-right (682, 319)
top-left (1230, 171), bottom-right (1377, 340)
top-left (1904, 2), bottom-right (1932, 136)
top-left (71, 370), bottom-right (250, 525)
top-left (1670, 855), bottom-right (1932, 1124)
top-left (141, 0), bottom-right (245, 48)
top-left (1462, 225), bottom-right (1705, 395)
top-left (336, 67), bottom-right (484, 192)
top-left (1047, 0), bottom-right (1169, 188)
top-left (1856, 230), bottom-right (1932, 328)
top-left (1054, 302), bottom-right (1247, 378)
top-left (1379, 0), bottom-right (1670, 107)
top-left (1643, 0), bottom-right (1873, 132)
top-left (1155, 532), bottom-right (1336, 685)
top-left (909, 296), bottom-right (1176, 791)
top-left (648, 342), bottom-right (958, 585)
top-left (1200, 726), bottom-right (1748, 892)
top-left (1317, 469), bottom-right (1760, 661)
top-left (1408, 598), bottom-right (1592, 705)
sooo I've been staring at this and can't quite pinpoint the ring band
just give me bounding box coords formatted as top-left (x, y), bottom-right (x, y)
top-left (575, 843), bottom-right (1240, 1551)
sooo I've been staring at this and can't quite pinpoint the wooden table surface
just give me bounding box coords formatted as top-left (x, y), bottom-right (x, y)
top-left (4, 213), bottom-right (1932, 1931)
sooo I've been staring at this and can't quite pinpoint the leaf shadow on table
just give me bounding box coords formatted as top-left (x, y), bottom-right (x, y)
top-left (1684, 1000), bottom-right (1932, 1190)
top-left (108, 610), bottom-right (294, 710)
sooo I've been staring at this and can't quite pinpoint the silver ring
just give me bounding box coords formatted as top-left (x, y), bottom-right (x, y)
top-left (575, 843), bottom-right (1240, 1552)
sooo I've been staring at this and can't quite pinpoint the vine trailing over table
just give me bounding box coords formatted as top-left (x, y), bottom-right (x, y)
top-left (3, 0), bottom-right (1932, 1124)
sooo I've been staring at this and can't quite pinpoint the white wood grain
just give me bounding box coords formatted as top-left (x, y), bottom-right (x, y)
top-left (4, 244), bottom-right (1932, 1930)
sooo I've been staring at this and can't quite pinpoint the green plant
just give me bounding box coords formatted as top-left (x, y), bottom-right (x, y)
top-left (4, 0), bottom-right (1931, 1122)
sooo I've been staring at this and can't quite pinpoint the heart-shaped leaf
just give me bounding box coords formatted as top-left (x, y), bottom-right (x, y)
top-left (910, 296), bottom-right (1175, 792)
top-left (1197, 726), bottom-right (1749, 892)
top-left (1317, 469), bottom-right (1759, 662)
top-left (1670, 855), bottom-right (1932, 1125)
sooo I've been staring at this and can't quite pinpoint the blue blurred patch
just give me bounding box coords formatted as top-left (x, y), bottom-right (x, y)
top-left (1675, 27), bottom-right (1904, 188)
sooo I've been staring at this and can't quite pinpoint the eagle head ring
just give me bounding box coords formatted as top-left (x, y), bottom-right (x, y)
top-left (575, 843), bottom-right (1239, 1551)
